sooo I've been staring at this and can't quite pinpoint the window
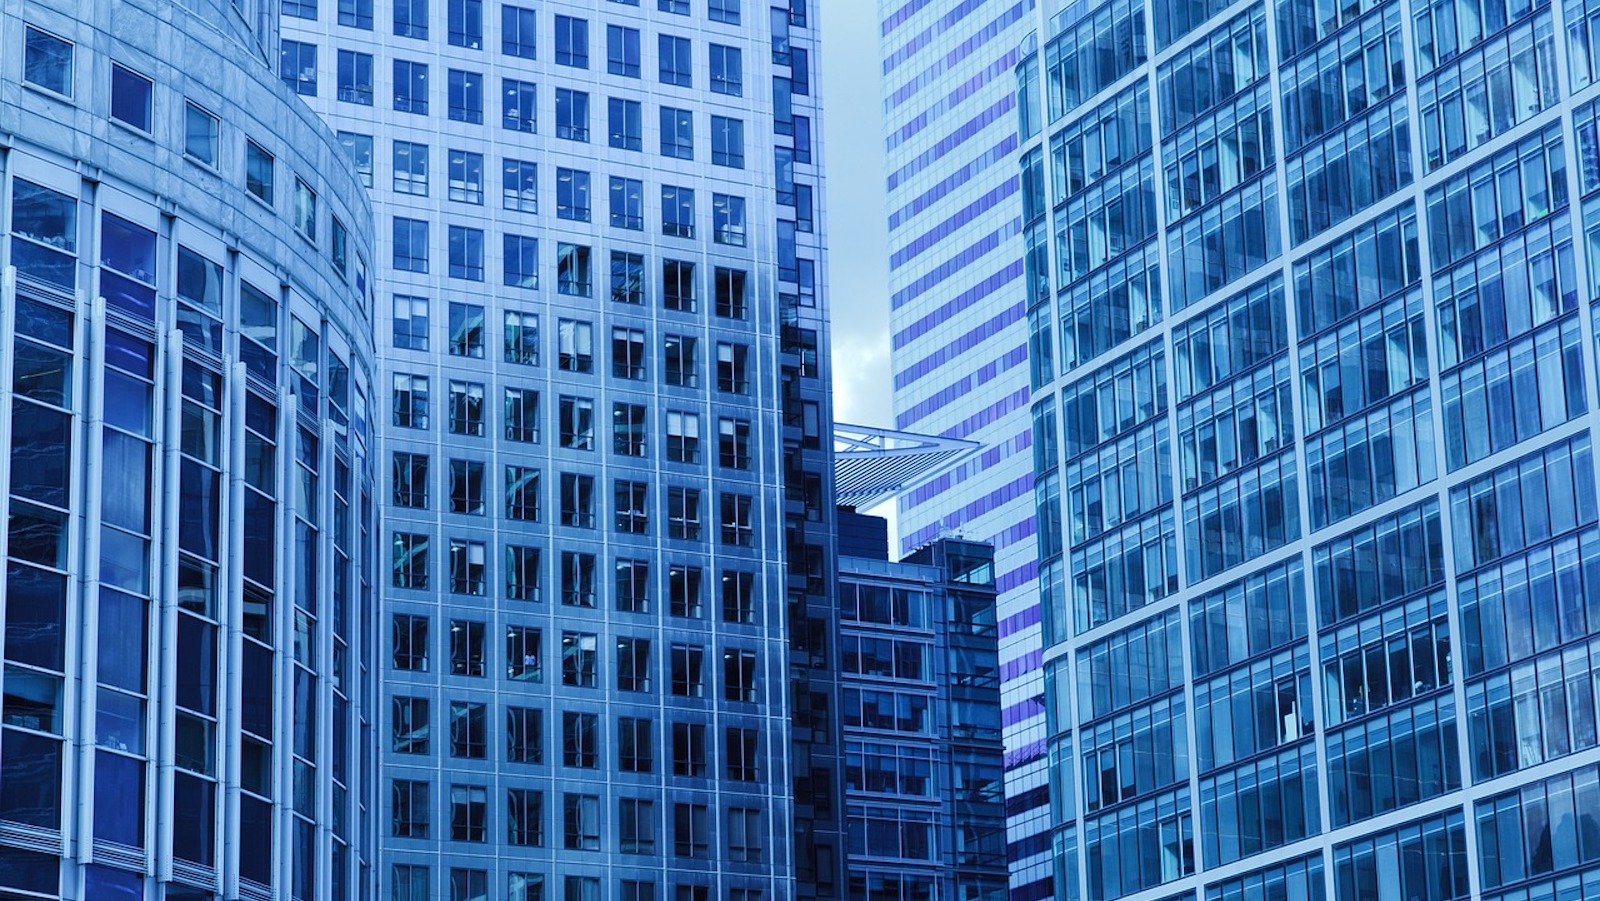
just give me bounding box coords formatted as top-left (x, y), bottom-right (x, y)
top-left (560, 475), bottom-right (596, 530)
top-left (726, 727), bottom-right (759, 779)
top-left (506, 625), bottom-right (541, 682)
top-left (447, 380), bottom-right (485, 436)
top-left (555, 15), bottom-right (589, 68)
top-left (502, 78), bottom-right (537, 132)
top-left (562, 634), bottom-right (598, 688)
top-left (394, 0), bottom-right (428, 36)
top-left (617, 637), bottom-right (651, 692)
top-left (504, 310), bottom-right (539, 364)
top-left (671, 644), bottom-right (704, 697)
top-left (609, 98), bottom-right (643, 151)
top-left (665, 336), bottom-right (698, 387)
top-left (23, 27), bottom-right (73, 96)
top-left (337, 130), bottom-right (371, 187)
top-left (727, 808), bottom-right (761, 862)
top-left (709, 45), bottom-right (742, 96)
top-left (723, 648), bottom-right (757, 701)
top-left (448, 459), bottom-right (485, 515)
top-left (337, 50), bottom-right (373, 104)
top-left (608, 25), bottom-right (641, 77)
top-left (448, 226), bottom-right (484, 281)
top-left (505, 465), bottom-right (541, 521)
top-left (393, 59), bottom-right (428, 113)
top-left (711, 117), bottom-right (744, 167)
top-left (616, 559), bottom-right (650, 611)
top-left (557, 168), bottom-right (591, 221)
top-left (558, 244), bottom-right (592, 296)
top-left (393, 373), bottom-right (430, 429)
top-left (559, 396), bottom-right (595, 450)
top-left (279, 42), bottom-right (317, 97)
top-left (615, 480), bottom-right (648, 532)
top-left (718, 419), bottom-right (751, 469)
top-left (505, 387), bottom-right (539, 442)
top-left (340, 0), bottom-right (373, 27)
top-left (618, 719), bottom-right (655, 774)
top-left (506, 706), bottom-right (543, 763)
top-left (620, 798), bottom-right (657, 854)
top-left (450, 701), bottom-right (487, 758)
top-left (184, 102), bottom-right (219, 166)
top-left (393, 140), bottom-right (429, 195)
top-left (669, 565), bottom-right (703, 618)
top-left (717, 343), bottom-right (749, 393)
top-left (660, 0), bottom-right (688, 12)
top-left (563, 793), bottom-right (600, 850)
top-left (720, 493), bottom-right (754, 547)
top-left (393, 217), bottom-right (429, 272)
top-left (447, 149), bottom-right (484, 204)
top-left (502, 4), bottom-right (536, 58)
top-left (393, 614), bottom-right (429, 671)
top-left (713, 195), bottom-right (746, 246)
top-left (450, 785), bottom-right (487, 843)
top-left (660, 35), bottom-right (692, 86)
top-left (709, 0), bottom-right (740, 23)
top-left (555, 88), bottom-right (590, 141)
top-left (668, 487), bottom-right (702, 540)
top-left (449, 539), bottom-right (487, 595)
top-left (672, 722), bottom-right (707, 776)
top-left (610, 177), bottom-right (644, 229)
top-left (449, 619), bottom-right (486, 676)
top-left (505, 546), bottom-right (542, 602)
top-left (503, 158), bottom-right (538, 211)
top-left (612, 252), bottom-right (644, 304)
top-left (506, 789), bottom-right (543, 847)
top-left (612, 328), bottom-right (646, 380)
top-left (663, 260), bottom-right (697, 312)
top-left (674, 804), bottom-right (711, 858)
top-left (448, 302), bottom-right (485, 357)
top-left (715, 267), bottom-right (748, 318)
top-left (393, 780), bottom-right (429, 837)
top-left (245, 140), bottom-right (274, 204)
top-left (662, 186), bottom-right (694, 238)
top-left (567, 877), bottom-right (602, 901)
top-left (393, 697), bottom-right (429, 752)
top-left (500, 234), bottom-right (538, 290)
top-left (661, 107), bottom-right (694, 158)
top-left (448, 0), bottom-right (482, 48)
top-left (448, 69), bottom-right (483, 123)
top-left (666, 411), bottom-right (701, 463)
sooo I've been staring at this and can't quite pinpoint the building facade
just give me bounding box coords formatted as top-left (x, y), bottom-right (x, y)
top-left (836, 512), bottom-right (1009, 901)
top-left (276, 2), bottom-right (835, 900)
top-left (0, 1), bottom-right (380, 899)
top-left (876, 4), bottom-right (1056, 900)
top-left (1020, 0), bottom-right (1600, 899)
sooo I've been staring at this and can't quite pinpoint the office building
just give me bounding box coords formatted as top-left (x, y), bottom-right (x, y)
top-left (883, 7), bottom-right (1056, 901)
top-left (835, 510), bottom-right (1009, 901)
top-left (876, 5), bottom-right (1055, 900)
top-left (277, 2), bottom-right (835, 900)
top-left (1019, 0), bottom-right (1600, 899)
top-left (0, 0), bottom-right (380, 898)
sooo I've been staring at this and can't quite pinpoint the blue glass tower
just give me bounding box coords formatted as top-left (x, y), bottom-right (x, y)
top-left (1018, 0), bottom-right (1600, 899)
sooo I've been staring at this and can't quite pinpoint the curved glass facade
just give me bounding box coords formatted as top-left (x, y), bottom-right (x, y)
top-left (0, 2), bottom-right (378, 899)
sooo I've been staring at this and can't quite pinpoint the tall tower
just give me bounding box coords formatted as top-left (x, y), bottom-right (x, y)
top-left (0, 0), bottom-right (380, 898)
top-left (877, 4), bottom-right (1053, 900)
top-left (278, 1), bottom-right (833, 899)
top-left (1020, 0), bottom-right (1600, 899)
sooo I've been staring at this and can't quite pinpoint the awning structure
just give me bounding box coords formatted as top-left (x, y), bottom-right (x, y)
top-left (832, 423), bottom-right (983, 510)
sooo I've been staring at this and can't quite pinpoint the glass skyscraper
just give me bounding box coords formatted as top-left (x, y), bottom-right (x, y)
top-left (1019, 0), bottom-right (1600, 899)
top-left (877, 5), bottom-right (1056, 901)
top-left (0, 1), bottom-right (380, 898)
top-left (278, 2), bottom-right (834, 901)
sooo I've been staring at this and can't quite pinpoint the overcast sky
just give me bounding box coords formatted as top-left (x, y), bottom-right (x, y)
top-left (819, 7), bottom-right (895, 430)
